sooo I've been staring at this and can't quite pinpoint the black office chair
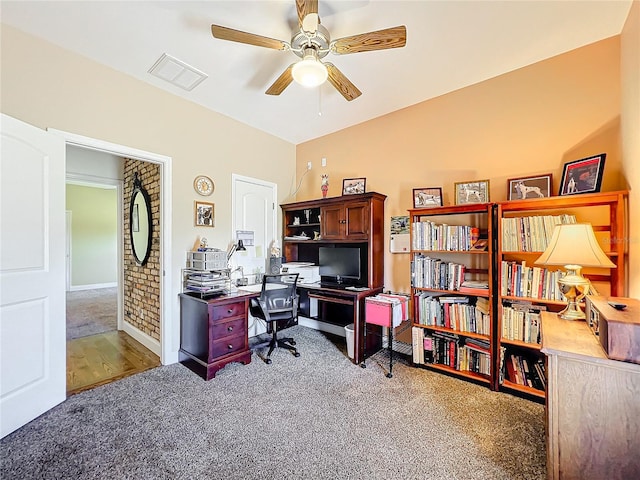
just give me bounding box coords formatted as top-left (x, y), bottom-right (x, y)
top-left (249, 273), bottom-right (300, 364)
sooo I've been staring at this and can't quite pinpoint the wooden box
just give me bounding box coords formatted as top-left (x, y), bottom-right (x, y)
top-left (585, 296), bottom-right (640, 365)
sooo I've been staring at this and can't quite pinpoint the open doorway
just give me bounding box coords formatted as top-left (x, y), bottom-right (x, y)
top-left (64, 146), bottom-right (160, 395)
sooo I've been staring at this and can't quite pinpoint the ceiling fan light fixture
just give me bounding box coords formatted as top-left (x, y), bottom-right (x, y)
top-left (292, 50), bottom-right (328, 87)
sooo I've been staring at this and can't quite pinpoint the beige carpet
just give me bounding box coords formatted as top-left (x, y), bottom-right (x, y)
top-left (66, 287), bottom-right (117, 340)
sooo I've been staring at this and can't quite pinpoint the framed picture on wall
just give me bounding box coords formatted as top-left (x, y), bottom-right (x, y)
top-left (342, 177), bottom-right (366, 195)
top-left (454, 180), bottom-right (490, 205)
top-left (507, 174), bottom-right (553, 200)
top-left (559, 153), bottom-right (606, 195)
top-left (413, 187), bottom-right (443, 208)
top-left (195, 201), bottom-right (214, 227)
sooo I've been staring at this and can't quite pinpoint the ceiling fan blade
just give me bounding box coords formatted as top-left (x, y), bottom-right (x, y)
top-left (325, 63), bottom-right (361, 101)
top-left (296, 0), bottom-right (319, 29)
top-left (265, 65), bottom-right (295, 96)
top-left (211, 25), bottom-right (288, 50)
top-left (331, 26), bottom-right (407, 54)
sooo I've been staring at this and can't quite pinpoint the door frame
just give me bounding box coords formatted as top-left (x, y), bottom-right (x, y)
top-left (49, 129), bottom-right (175, 364)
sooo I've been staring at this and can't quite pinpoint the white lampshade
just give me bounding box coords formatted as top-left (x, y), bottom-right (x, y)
top-left (536, 223), bottom-right (615, 268)
top-left (292, 50), bottom-right (328, 87)
top-left (536, 223), bottom-right (615, 321)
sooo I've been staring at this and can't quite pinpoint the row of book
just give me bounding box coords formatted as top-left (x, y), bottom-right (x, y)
top-left (411, 256), bottom-right (466, 290)
top-left (500, 260), bottom-right (566, 301)
top-left (501, 350), bottom-right (546, 391)
top-left (414, 293), bottom-right (491, 336)
top-left (412, 327), bottom-right (491, 376)
top-left (501, 213), bottom-right (576, 252)
top-left (412, 221), bottom-right (480, 251)
top-left (501, 301), bottom-right (544, 344)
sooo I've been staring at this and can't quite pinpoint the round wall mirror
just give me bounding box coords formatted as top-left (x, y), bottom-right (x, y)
top-left (130, 173), bottom-right (152, 266)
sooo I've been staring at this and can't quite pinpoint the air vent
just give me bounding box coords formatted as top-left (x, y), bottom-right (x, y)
top-left (148, 53), bottom-right (208, 91)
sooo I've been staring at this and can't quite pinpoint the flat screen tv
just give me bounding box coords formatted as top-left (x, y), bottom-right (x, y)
top-left (318, 246), bottom-right (361, 285)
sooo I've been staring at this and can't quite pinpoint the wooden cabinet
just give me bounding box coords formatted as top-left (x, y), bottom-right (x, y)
top-left (496, 190), bottom-right (628, 400)
top-left (179, 292), bottom-right (252, 380)
top-left (408, 203), bottom-right (496, 389)
top-left (541, 311), bottom-right (640, 480)
top-left (321, 200), bottom-right (369, 241)
top-left (281, 192), bottom-right (386, 289)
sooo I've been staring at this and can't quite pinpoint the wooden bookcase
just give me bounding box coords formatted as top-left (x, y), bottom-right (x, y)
top-left (409, 203), bottom-right (497, 389)
top-left (496, 190), bottom-right (628, 400)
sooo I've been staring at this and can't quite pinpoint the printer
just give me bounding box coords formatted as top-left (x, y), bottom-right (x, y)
top-left (281, 262), bottom-right (320, 284)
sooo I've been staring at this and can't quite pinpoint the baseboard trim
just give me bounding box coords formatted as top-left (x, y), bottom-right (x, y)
top-left (122, 321), bottom-right (161, 358)
top-left (69, 282), bottom-right (117, 291)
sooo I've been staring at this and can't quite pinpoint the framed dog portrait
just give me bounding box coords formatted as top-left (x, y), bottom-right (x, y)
top-left (413, 187), bottom-right (443, 208)
top-left (507, 174), bottom-right (553, 200)
top-left (454, 180), bottom-right (490, 205)
top-left (560, 153), bottom-right (606, 196)
top-left (342, 177), bottom-right (366, 195)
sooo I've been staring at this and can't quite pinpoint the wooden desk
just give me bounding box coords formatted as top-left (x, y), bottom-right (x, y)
top-left (541, 312), bottom-right (640, 480)
top-left (298, 285), bottom-right (383, 364)
top-left (179, 285), bottom-right (381, 379)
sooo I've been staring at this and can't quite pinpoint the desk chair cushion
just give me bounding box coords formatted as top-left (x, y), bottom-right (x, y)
top-left (249, 273), bottom-right (300, 364)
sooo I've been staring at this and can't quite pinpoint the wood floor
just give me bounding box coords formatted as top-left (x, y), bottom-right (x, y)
top-left (66, 330), bottom-right (160, 396)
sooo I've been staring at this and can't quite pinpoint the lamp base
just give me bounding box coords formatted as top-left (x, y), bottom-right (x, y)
top-left (558, 302), bottom-right (586, 321)
top-left (557, 264), bottom-right (590, 321)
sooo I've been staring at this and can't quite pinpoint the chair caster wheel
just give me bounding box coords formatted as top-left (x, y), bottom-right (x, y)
top-left (265, 358), bottom-right (272, 364)
top-left (386, 373), bottom-right (393, 378)
top-left (290, 341), bottom-right (296, 346)
top-left (294, 352), bottom-right (300, 357)
top-left (360, 363), bottom-right (367, 369)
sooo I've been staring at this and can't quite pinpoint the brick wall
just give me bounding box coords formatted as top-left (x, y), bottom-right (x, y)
top-left (123, 159), bottom-right (161, 341)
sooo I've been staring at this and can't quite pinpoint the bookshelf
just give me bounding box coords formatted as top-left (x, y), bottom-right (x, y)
top-left (409, 203), bottom-right (496, 389)
top-left (496, 190), bottom-right (628, 400)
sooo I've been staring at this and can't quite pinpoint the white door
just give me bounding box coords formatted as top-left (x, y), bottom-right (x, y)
top-left (1, 114), bottom-right (66, 438)
top-left (232, 174), bottom-right (277, 337)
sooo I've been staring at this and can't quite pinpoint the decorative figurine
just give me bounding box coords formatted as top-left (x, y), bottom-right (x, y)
top-left (321, 174), bottom-right (329, 198)
top-left (270, 240), bottom-right (281, 258)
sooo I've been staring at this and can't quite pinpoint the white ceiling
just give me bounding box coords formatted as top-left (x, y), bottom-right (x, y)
top-left (1, 1), bottom-right (633, 145)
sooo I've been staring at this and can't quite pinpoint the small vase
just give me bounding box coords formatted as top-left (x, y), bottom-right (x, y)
top-left (321, 184), bottom-right (328, 198)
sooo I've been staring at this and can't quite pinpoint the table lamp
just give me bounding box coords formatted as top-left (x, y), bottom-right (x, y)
top-left (536, 223), bottom-right (615, 320)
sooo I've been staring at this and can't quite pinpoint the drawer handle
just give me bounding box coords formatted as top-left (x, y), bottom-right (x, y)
top-left (228, 344), bottom-right (233, 349)
top-left (227, 308), bottom-right (234, 314)
top-left (227, 326), bottom-right (234, 332)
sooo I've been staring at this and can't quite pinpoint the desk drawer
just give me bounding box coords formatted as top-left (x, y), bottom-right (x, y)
top-left (211, 316), bottom-right (245, 339)
top-left (210, 333), bottom-right (246, 360)
top-left (210, 301), bottom-right (245, 321)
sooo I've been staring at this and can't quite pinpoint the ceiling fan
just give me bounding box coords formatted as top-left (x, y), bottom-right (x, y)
top-left (211, 0), bottom-right (407, 101)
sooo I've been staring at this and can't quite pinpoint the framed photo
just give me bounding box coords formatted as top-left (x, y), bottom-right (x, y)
top-left (342, 177), bottom-right (366, 195)
top-left (560, 153), bottom-right (606, 195)
top-left (454, 180), bottom-right (490, 205)
top-left (507, 174), bottom-right (553, 200)
top-left (195, 200), bottom-right (214, 227)
top-left (413, 187), bottom-right (443, 208)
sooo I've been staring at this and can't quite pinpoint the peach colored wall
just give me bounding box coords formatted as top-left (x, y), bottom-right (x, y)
top-left (296, 37), bottom-right (626, 294)
top-left (621, 0), bottom-right (640, 298)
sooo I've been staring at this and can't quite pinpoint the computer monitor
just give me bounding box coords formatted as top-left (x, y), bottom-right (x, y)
top-left (318, 247), bottom-right (361, 284)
